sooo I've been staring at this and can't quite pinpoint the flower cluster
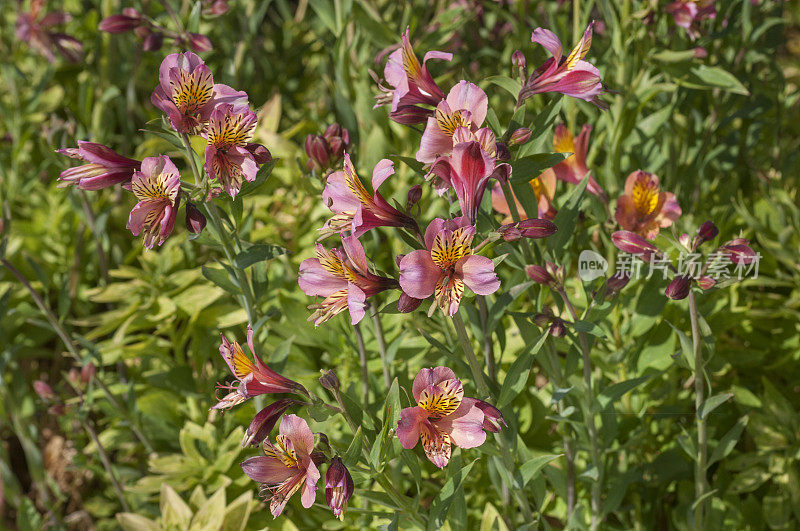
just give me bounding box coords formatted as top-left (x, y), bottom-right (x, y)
top-left (58, 52), bottom-right (271, 248)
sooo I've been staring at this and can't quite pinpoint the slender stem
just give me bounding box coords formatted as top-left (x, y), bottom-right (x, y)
top-left (80, 418), bottom-right (130, 512)
top-left (180, 132), bottom-right (202, 186)
top-left (78, 191), bottom-right (109, 283)
top-left (498, 181), bottom-right (536, 264)
top-left (559, 289), bottom-right (601, 530)
top-left (353, 323), bottom-right (369, 405)
top-left (369, 302), bottom-right (391, 390)
top-left (546, 341), bottom-right (576, 516)
top-left (450, 311), bottom-right (489, 396)
top-left (689, 291), bottom-right (707, 529)
top-left (1, 258), bottom-right (155, 453)
top-left (477, 296), bottom-right (496, 381)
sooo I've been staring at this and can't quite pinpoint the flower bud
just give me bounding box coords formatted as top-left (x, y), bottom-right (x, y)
top-left (204, 0), bottom-right (230, 15)
top-left (398, 292), bottom-right (423, 313)
top-left (719, 238), bottom-right (756, 265)
top-left (508, 128), bottom-right (532, 146)
top-left (80, 362), bottom-right (96, 385)
top-left (694, 221), bottom-right (719, 249)
top-left (142, 32), bottom-right (164, 52)
top-left (33, 380), bottom-right (56, 401)
top-left (697, 275), bottom-right (716, 290)
top-left (98, 14), bottom-right (141, 33)
top-left (319, 370), bottom-right (340, 393)
top-left (679, 233), bottom-right (691, 249)
top-left (526, 265), bottom-right (555, 286)
top-left (612, 230), bottom-right (662, 262)
top-left (549, 318), bottom-right (567, 338)
top-left (474, 400), bottom-right (506, 433)
top-left (122, 8), bottom-right (142, 18)
top-left (68, 368), bottom-right (80, 384)
top-left (305, 134), bottom-right (329, 172)
top-left (242, 399), bottom-right (297, 447)
top-left (499, 219), bottom-right (557, 241)
top-left (693, 46), bottom-right (708, 58)
top-left (605, 272), bottom-right (630, 297)
top-left (406, 185), bottom-right (422, 211)
top-left (323, 123), bottom-right (343, 141)
top-left (512, 50), bottom-right (528, 80)
top-left (134, 25), bottom-right (151, 39)
top-left (188, 33), bottom-right (213, 53)
top-left (665, 275), bottom-right (692, 300)
top-left (185, 202), bottom-right (207, 234)
top-left (325, 456), bottom-right (354, 520)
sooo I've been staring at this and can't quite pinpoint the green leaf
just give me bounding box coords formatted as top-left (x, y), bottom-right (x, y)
top-left (233, 244), bottom-right (288, 269)
top-left (598, 376), bottom-right (650, 410)
top-left (519, 98), bottom-right (563, 156)
top-left (708, 416), bottom-right (748, 467)
top-left (573, 320), bottom-right (606, 338)
top-left (201, 265), bottom-right (241, 295)
top-left (651, 49), bottom-right (697, 63)
top-left (191, 488), bottom-right (226, 531)
top-left (680, 65), bottom-right (750, 96)
top-left (343, 427), bottom-right (364, 468)
top-left (666, 320), bottom-right (694, 370)
top-left (497, 332), bottom-right (548, 408)
top-left (427, 460), bottom-right (477, 530)
top-left (116, 514), bottom-right (159, 531)
top-left (509, 153), bottom-right (571, 184)
top-left (698, 393), bottom-right (733, 419)
top-left (546, 175), bottom-right (589, 256)
top-left (516, 454), bottom-right (563, 488)
top-left (486, 75), bottom-right (522, 98)
top-left (391, 155), bottom-right (426, 177)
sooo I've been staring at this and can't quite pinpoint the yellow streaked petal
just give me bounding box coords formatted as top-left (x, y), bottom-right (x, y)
top-left (430, 227), bottom-right (473, 268)
top-left (418, 379), bottom-right (464, 418)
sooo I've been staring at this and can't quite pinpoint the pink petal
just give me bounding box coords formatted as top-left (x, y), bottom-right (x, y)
top-left (397, 406), bottom-right (428, 448)
top-left (280, 414), bottom-right (315, 461)
top-left (298, 257), bottom-right (347, 297)
top-left (445, 81), bottom-right (488, 128)
top-left (424, 218), bottom-right (447, 249)
top-left (423, 50), bottom-right (453, 63)
top-left (456, 255), bottom-right (500, 295)
top-left (323, 170), bottom-right (361, 213)
top-left (435, 398), bottom-right (487, 449)
top-left (399, 250), bottom-right (440, 299)
top-left (241, 456), bottom-right (295, 484)
top-left (371, 158), bottom-right (395, 191)
top-left (301, 461), bottom-right (321, 508)
top-left (412, 367), bottom-right (458, 401)
top-left (416, 116), bottom-right (455, 164)
top-left (347, 284), bottom-right (367, 325)
top-left (531, 28), bottom-right (563, 60)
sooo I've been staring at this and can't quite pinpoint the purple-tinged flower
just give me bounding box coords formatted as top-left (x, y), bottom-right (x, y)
top-left (212, 325), bottom-right (308, 411)
top-left (321, 154), bottom-right (417, 238)
top-left (243, 398), bottom-right (299, 447)
top-left (518, 23), bottom-right (604, 107)
top-left (718, 238), bottom-right (757, 265)
top-left (98, 10), bottom-right (142, 33)
top-left (430, 140), bottom-right (494, 224)
top-left (142, 31), bottom-right (164, 52)
top-left (605, 272), bottom-right (631, 297)
top-left (241, 415), bottom-right (321, 518)
top-left (497, 218), bottom-right (557, 242)
top-left (474, 399), bottom-right (506, 433)
top-left (665, 275), bottom-right (692, 300)
top-left (203, 0), bottom-right (231, 15)
top-left (202, 103), bottom-right (261, 198)
top-left (184, 202), bottom-right (207, 234)
top-left (187, 33), bottom-right (213, 52)
top-left (126, 155), bottom-right (180, 249)
top-left (611, 231), bottom-right (663, 262)
top-left (509, 128), bottom-right (532, 146)
top-left (693, 221), bottom-right (718, 250)
top-left (151, 52), bottom-right (247, 134)
top-left (416, 81), bottom-right (489, 164)
top-left (57, 141), bottom-right (140, 190)
top-left (325, 457), bottom-right (354, 519)
top-left (399, 217), bottom-right (500, 316)
top-left (525, 262), bottom-right (564, 289)
top-left (16, 0), bottom-right (83, 63)
top-left (298, 235), bottom-right (398, 326)
top-left (512, 50), bottom-right (527, 79)
top-left (614, 171), bottom-right (681, 240)
top-left (665, 1), bottom-right (716, 40)
top-left (697, 276), bottom-right (716, 290)
top-left (397, 367), bottom-right (488, 468)
top-left (397, 292), bottom-right (424, 313)
top-left (375, 27), bottom-right (453, 124)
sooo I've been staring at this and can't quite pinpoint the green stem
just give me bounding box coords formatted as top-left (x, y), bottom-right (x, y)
top-left (80, 417), bottom-right (130, 512)
top-left (546, 341), bottom-right (576, 516)
top-left (369, 302), bottom-right (392, 390)
top-left (689, 291), bottom-right (707, 530)
top-left (477, 296), bottom-right (496, 381)
top-left (353, 323), bottom-right (370, 405)
top-left (498, 181), bottom-right (537, 264)
top-left (450, 311), bottom-right (489, 396)
top-left (559, 289), bottom-right (601, 530)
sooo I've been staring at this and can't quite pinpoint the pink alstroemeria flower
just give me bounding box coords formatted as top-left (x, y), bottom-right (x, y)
top-left (491, 170), bottom-right (557, 222)
top-left (298, 235), bottom-right (398, 326)
top-left (16, 0), bottom-right (83, 63)
top-left (376, 27), bottom-right (453, 124)
top-left (126, 155), bottom-right (180, 249)
top-left (203, 103), bottom-right (266, 198)
top-left (321, 154), bottom-right (417, 238)
top-left (151, 52), bottom-right (247, 134)
top-left (397, 367), bottom-right (492, 468)
top-left (57, 141), bottom-right (140, 190)
top-left (614, 170), bottom-right (682, 240)
top-left (519, 23), bottom-right (604, 107)
top-left (541, 124), bottom-right (606, 199)
top-left (430, 139), bottom-right (495, 224)
top-left (212, 325), bottom-right (308, 411)
top-left (416, 81), bottom-right (489, 164)
top-left (399, 217), bottom-right (500, 316)
top-left (325, 456), bottom-right (354, 520)
top-left (665, 1), bottom-right (716, 40)
top-left (241, 415), bottom-right (321, 518)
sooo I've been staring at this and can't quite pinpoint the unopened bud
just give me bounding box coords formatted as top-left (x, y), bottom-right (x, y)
top-left (508, 128), bottom-right (532, 146)
top-left (474, 400), bottom-right (506, 433)
top-left (80, 362), bottom-right (95, 385)
top-left (665, 275), bottom-right (692, 300)
top-left (305, 135), bottom-right (330, 172)
top-left (606, 272), bottom-right (630, 296)
top-left (697, 275), bottom-right (716, 290)
top-left (694, 221), bottom-right (718, 249)
top-left (406, 185), bottom-right (422, 211)
top-left (389, 105), bottom-right (432, 125)
top-left (33, 380), bottom-right (56, 401)
top-left (184, 202), bottom-right (207, 234)
top-left (98, 14), bottom-right (141, 33)
top-left (188, 33), bottom-right (213, 53)
top-left (526, 265), bottom-right (555, 286)
top-left (142, 32), bottom-right (164, 52)
top-left (500, 219), bottom-right (557, 241)
top-left (512, 50), bottom-right (528, 80)
top-left (397, 292), bottom-right (423, 313)
top-left (611, 231), bottom-right (662, 262)
top-left (319, 370), bottom-right (340, 392)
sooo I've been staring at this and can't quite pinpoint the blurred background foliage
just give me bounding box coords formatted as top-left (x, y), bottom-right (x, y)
top-left (1, 0), bottom-right (799, 529)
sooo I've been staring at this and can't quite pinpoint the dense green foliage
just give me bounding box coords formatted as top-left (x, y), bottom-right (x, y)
top-left (1, 0), bottom-right (799, 529)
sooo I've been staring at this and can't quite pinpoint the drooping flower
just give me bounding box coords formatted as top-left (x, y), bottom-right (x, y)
top-left (399, 217), bottom-right (500, 316)
top-left (325, 456), bottom-right (354, 520)
top-left (375, 27), bottom-right (453, 124)
top-left (298, 235), bottom-right (398, 326)
top-left (611, 230), bottom-right (664, 261)
top-left (151, 52), bottom-right (247, 134)
top-left (396, 367), bottom-right (491, 468)
top-left (665, 0), bottom-right (716, 40)
top-left (430, 139), bottom-right (494, 224)
top-left (212, 325), bottom-right (308, 410)
top-left (241, 415), bottom-right (321, 518)
top-left (490, 170), bottom-right (557, 222)
top-left (126, 155), bottom-right (180, 249)
top-left (614, 170), bottom-right (681, 239)
top-left (57, 141), bottom-right (140, 190)
top-left (321, 154), bottom-right (418, 238)
top-left (541, 124), bottom-right (606, 198)
top-left (416, 81), bottom-right (489, 164)
top-left (243, 398), bottom-right (300, 447)
top-left (16, 0), bottom-right (83, 63)
top-left (518, 23), bottom-right (604, 107)
top-left (203, 103), bottom-right (267, 198)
